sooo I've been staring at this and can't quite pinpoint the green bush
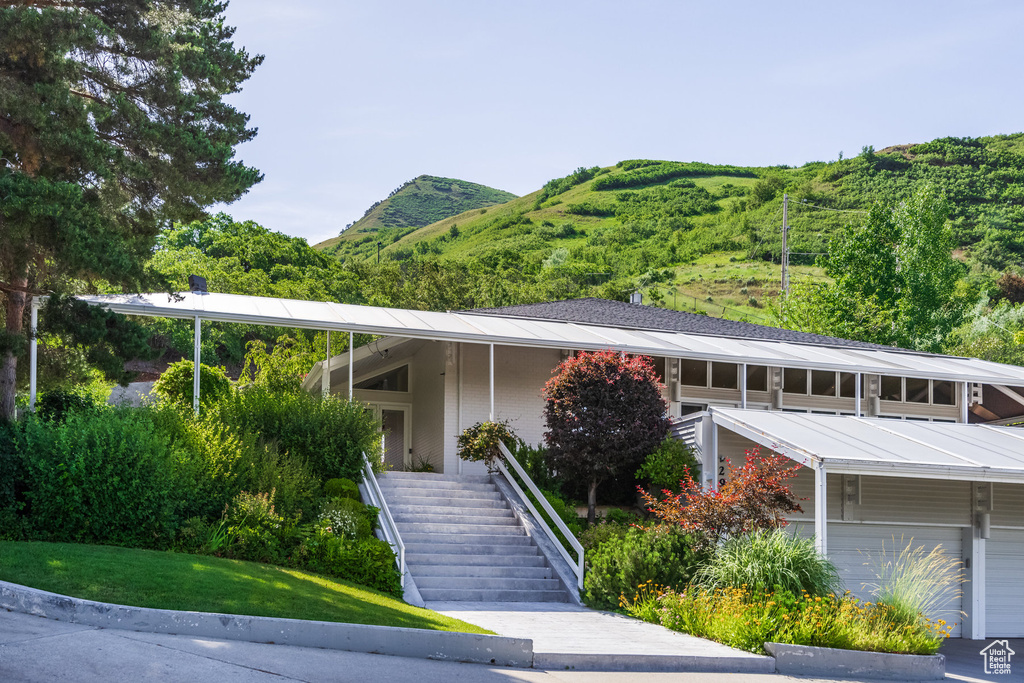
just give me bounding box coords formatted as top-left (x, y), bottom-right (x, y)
top-left (18, 409), bottom-right (180, 548)
top-left (291, 525), bottom-right (401, 597)
top-left (36, 389), bottom-right (101, 423)
top-left (215, 384), bottom-right (380, 481)
top-left (155, 406), bottom-right (320, 522)
top-left (584, 524), bottom-right (704, 610)
top-left (153, 360), bottom-right (233, 408)
top-left (224, 490), bottom-right (285, 562)
top-left (319, 497), bottom-right (374, 540)
top-left (636, 438), bottom-right (701, 493)
top-left (695, 528), bottom-right (841, 597)
top-left (580, 521), bottom-right (629, 552)
top-left (324, 477), bottom-right (360, 500)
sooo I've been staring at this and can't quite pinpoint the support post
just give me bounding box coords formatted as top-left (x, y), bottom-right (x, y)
top-left (489, 343), bottom-right (495, 422)
top-left (855, 372), bottom-right (862, 418)
top-left (962, 523), bottom-right (986, 639)
top-left (348, 332), bottom-right (354, 400)
top-left (28, 299), bottom-right (38, 412)
top-left (707, 420), bottom-right (719, 491)
top-left (740, 363), bottom-right (747, 409)
top-left (321, 331), bottom-right (331, 398)
top-left (814, 461), bottom-right (827, 554)
top-left (781, 193), bottom-right (790, 297)
top-left (192, 316), bottom-right (201, 415)
top-left (960, 382), bottom-right (969, 423)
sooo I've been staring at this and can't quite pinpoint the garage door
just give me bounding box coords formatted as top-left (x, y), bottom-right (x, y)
top-left (828, 523), bottom-right (963, 638)
top-left (987, 528), bottom-right (1024, 637)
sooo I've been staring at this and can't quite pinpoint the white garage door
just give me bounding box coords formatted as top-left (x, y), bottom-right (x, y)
top-left (828, 523), bottom-right (963, 638)
top-left (987, 528), bottom-right (1024, 638)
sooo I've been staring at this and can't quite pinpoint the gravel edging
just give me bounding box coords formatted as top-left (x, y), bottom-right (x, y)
top-left (0, 580), bottom-right (534, 668)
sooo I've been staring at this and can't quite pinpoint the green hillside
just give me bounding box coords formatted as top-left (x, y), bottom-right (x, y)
top-left (318, 135), bottom-right (1024, 321)
top-left (316, 175), bottom-right (517, 255)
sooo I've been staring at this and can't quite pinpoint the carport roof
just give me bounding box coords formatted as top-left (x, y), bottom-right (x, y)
top-left (70, 291), bottom-right (1024, 386)
top-left (711, 408), bottom-right (1024, 483)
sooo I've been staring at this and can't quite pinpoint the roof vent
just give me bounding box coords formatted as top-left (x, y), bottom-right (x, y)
top-left (630, 290), bottom-right (643, 305)
top-left (188, 274), bottom-right (208, 293)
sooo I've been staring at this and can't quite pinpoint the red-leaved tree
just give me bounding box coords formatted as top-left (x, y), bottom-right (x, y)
top-left (640, 447), bottom-right (803, 553)
top-left (543, 350), bottom-right (668, 524)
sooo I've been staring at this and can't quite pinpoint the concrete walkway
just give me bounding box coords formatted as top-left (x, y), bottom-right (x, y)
top-left (427, 601), bottom-right (773, 672)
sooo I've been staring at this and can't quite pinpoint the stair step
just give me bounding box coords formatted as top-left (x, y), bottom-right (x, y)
top-left (394, 521), bottom-right (522, 535)
top-left (391, 504), bottom-right (513, 518)
top-left (378, 480), bottom-right (497, 493)
top-left (387, 495), bottom-right (507, 509)
top-left (401, 532), bottom-right (531, 545)
top-left (379, 473), bottom-right (492, 484)
top-left (405, 542), bottom-right (539, 556)
top-left (406, 553), bottom-right (547, 567)
top-left (416, 576), bottom-right (562, 591)
top-left (418, 588), bottom-right (568, 603)
top-left (379, 487), bottom-right (503, 501)
top-left (407, 564), bottom-right (553, 579)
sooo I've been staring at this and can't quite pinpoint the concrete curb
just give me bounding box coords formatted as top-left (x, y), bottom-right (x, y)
top-left (765, 641), bottom-right (945, 680)
top-left (535, 652), bottom-right (775, 673)
top-left (0, 580), bottom-right (534, 668)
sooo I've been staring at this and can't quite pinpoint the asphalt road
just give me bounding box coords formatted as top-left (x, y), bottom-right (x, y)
top-left (1, 608), bottom-right (1016, 682)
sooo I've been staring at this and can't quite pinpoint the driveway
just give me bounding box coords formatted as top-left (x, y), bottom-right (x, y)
top-left (942, 638), bottom-right (1024, 682)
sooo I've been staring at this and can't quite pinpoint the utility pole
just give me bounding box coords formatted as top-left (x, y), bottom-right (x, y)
top-left (781, 193), bottom-right (790, 296)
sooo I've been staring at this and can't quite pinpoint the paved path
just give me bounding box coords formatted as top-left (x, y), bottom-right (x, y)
top-left (427, 601), bottom-right (761, 658)
top-left (0, 609), bottom-right (892, 683)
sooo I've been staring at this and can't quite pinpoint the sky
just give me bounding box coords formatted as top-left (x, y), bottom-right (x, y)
top-left (215, 1), bottom-right (1024, 246)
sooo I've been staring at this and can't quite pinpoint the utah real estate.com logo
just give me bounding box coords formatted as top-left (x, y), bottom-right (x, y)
top-left (980, 640), bottom-right (1015, 676)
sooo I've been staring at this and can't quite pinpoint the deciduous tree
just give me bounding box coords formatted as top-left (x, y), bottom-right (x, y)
top-left (543, 350), bottom-right (668, 524)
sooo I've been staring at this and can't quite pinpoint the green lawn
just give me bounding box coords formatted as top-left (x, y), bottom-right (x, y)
top-left (0, 541), bottom-right (490, 634)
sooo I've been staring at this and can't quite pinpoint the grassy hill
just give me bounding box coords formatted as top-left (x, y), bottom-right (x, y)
top-left (316, 135), bottom-right (1024, 321)
top-left (316, 175), bottom-right (517, 255)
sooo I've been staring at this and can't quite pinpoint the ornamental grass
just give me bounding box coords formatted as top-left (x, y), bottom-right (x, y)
top-left (622, 584), bottom-right (952, 656)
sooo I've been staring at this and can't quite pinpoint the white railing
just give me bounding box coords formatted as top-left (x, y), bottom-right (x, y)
top-left (496, 441), bottom-right (585, 590)
top-left (362, 456), bottom-right (406, 589)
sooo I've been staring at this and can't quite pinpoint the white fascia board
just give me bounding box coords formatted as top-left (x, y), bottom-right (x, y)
top-left (709, 408), bottom-right (819, 468)
top-left (817, 459), bottom-right (1024, 484)
top-left (77, 293), bottom-right (1024, 386)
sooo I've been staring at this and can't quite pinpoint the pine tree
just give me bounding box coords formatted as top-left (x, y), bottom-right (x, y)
top-left (0, 1), bottom-right (262, 418)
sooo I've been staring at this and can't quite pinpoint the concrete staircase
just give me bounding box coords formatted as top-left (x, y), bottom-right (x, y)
top-left (377, 472), bottom-right (569, 602)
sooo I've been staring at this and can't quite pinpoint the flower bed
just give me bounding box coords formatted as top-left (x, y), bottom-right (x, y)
top-left (622, 582), bottom-right (952, 656)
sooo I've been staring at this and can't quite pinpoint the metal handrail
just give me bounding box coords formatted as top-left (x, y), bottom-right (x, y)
top-left (496, 441), bottom-right (585, 590)
top-left (362, 456), bottom-right (406, 589)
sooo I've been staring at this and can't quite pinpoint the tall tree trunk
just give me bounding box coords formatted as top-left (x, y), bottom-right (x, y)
top-left (587, 477), bottom-right (599, 526)
top-left (0, 276), bottom-right (28, 421)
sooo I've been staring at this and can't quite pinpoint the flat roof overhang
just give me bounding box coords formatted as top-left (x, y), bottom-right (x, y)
top-left (66, 291), bottom-right (1024, 387)
top-left (710, 408), bottom-right (1024, 484)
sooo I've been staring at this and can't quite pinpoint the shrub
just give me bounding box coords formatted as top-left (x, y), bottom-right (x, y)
top-left (18, 408), bottom-right (180, 548)
top-left (695, 528), bottom-right (841, 597)
top-left (580, 521), bottom-right (629, 552)
top-left (641, 447), bottom-right (803, 553)
top-left (319, 497), bottom-right (374, 540)
top-left (635, 438), bottom-right (700, 493)
top-left (324, 477), bottom-right (360, 500)
top-left (457, 420), bottom-right (516, 470)
top-left (153, 360), bottom-right (233, 408)
top-left (214, 383), bottom-right (381, 481)
top-left (224, 490), bottom-right (285, 562)
top-left (291, 525), bottom-right (401, 597)
top-left (36, 389), bottom-right (101, 423)
top-left (584, 524), bottom-right (704, 610)
top-left (156, 406), bottom-right (320, 522)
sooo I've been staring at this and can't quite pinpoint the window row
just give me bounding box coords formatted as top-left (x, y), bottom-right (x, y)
top-left (678, 360), bottom-right (956, 405)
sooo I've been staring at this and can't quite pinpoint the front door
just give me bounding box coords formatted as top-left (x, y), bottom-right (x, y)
top-left (370, 403), bottom-right (412, 471)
